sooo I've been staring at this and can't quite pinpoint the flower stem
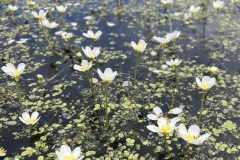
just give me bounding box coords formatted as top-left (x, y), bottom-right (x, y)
top-left (175, 143), bottom-right (190, 159)
top-left (163, 134), bottom-right (170, 156)
top-left (104, 83), bottom-right (109, 125)
top-left (15, 81), bottom-right (23, 106)
top-left (40, 21), bottom-right (53, 49)
top-left (86, 71), bottom-right (94, 96)
top-left (90, 68), bottom-right (94, 96)
top-left (198, 91), bottom-right (206, 121)
top-left (170, 67), bottom-right (177, 109)
top-left (134, 53), bottom-right (140, 83)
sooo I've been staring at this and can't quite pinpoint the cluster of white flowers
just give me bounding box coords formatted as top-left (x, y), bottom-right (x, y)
top-left (147, 108), bottom-right (211, 145)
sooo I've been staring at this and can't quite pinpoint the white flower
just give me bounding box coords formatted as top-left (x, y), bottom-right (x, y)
top-left (153, 36), bottom-right (171, 45)
top-left (83, 16), bottom-right (93, 20)
top-left (92, 78), bottom-right (98, 84)
top-left (231, 0), bottom-right (239, 4)
top-left (0, 147), bottom-right (6, 157)
top-left (189, 5), bottom-right (200, 14)
top-left (73, 60), bottom-right (92, 72)
top-left (97, 68), bottom-right (117, 83)
top-left (16, 38), bottom-right (28, 44)
top-left (56, 31), bottom-right (73, 41)
top-left (168, 107), bottom-right (182, 114)
top-left (2, 63), bottom-right (25, 81)
top-left (178, 124), bottom-right (211, 145)
top-left (82, 46), bottom-right (101, 60)
top-left (42, 19), bottom-right (59, 29)
top-left (207, 66), bottom-right (219, 74)
top-left (26, 0), bottom-right (36, 7)
top-left (131, 39), bottom-right (147, 53)
top-left (161, 0), bottom-right (173, 5)
top-left (107, 22), bottom-right (116, 27)
top-left (148, 107), bottom-right (182, 121)
top-left (183, 13), bottom-right (192, 22)
top-left (166, 31), bottom-right (181, 41)
top-left (147, 107), bottom-right (162, 120)
top-left (71, 22), bottom-right (78, 27)
top-left (19, 112), bottom-right (40, 125)
top-left (56, 145), bottom-right (84, 160)
top-left (196, 76), bottom-right (216, 91)
top-left (163, 59), bottom-right (182, 69)
top-left (213, 0), bottom-right (224, 10)
top-left (83, 30), bottom-right (102, 40)
top-left (8, 5), bottom-right (18, 11)
top-left (62, 32), bottom-right (73, 41)
top-left (56, 5), bottom-right (67, 13)
top-left (147, 117), bottom-right (180, 134)
top-left (31, 10), bottom-right (48, 21)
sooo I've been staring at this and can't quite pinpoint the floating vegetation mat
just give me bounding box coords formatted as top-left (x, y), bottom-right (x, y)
top-left (0, 0), bottom-right (239, 159)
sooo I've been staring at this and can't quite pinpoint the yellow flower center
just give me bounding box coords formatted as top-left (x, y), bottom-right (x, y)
top-left (80, 66), bottom-right (86, 71)
top-left (173, 62), bottom-right (178, 67)
top-left (201, 82), bottom-right (208, 90)
top-left (38, 16), bottom-right (44, 20)
top-left (160, 124), bottom-right (171, 133)
top-left (63, 155), bottom-right (76, 160)
top-left (88, 53), bottom-right (96, 59)
top-left (14, 70), bottom-right (20, 81)
top-left (185, 133), bottom-right (196, 142)
top-left (26, 117), bottom-right (36, 125)
top-left (135, 44), bottom-right (142, 52)
top-left (93, 35), bottom-right (97, 40)
top-left (103, 74), bottom-right (111, 82)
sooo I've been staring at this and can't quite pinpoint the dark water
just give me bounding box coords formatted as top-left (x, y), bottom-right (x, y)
top-left (0, 0), bottom-right (239, 159)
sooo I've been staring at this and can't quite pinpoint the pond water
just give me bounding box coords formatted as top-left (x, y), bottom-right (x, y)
top-left (0, 0), bottom-right (239, 159)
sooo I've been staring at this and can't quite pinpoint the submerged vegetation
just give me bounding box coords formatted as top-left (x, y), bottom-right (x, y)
top-left (0, 0), bottom-right (239, 159)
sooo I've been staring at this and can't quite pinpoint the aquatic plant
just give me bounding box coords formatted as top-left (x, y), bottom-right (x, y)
top-left (0, 147), bottom-right (7, 157)
top-left (42, 19), bottom-right (59, 29)
top-left (147, 106), bottom-right (182, 121)
top-left (213, 0), bottom-right (224, 10)
top-left (196, 76), bottom-right (216, 120)
top-left (97, 68), bottom-right (117, 124)
top-left (31, 10), bottom-right (48, 21)
top-left (82, 46), bottom-right (101, 60)
top-left (177, 124), bottom-right (211, 157)
top-left (83, 30), bottom-right (102, 40)
top-left (8, 5), bottom-right (18, 12)
top-left (19, 111), bottom-right (40, 125)
top-left (74, 60), bottom-right (94, 95)
top-left (2, 63), bottom-right (25, 105)
top-left (147, 117), bottom-right (181, 157)
top-left (56, 5), bottom-right (67, 13)
top-left (55, 145), bottom-right (84, 160)
top-left (207, 66), bottom-right (219, 75)
top-left (131, 39), bottom-right (147, 82)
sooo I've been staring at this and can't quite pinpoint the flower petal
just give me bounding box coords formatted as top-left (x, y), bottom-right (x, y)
top-left (169, 107), bottom-right (182, 114)
top-left (147, 114), bottom-right (158, 120)
top-left (147, 125), bottom-right (161, 133)
top-left (188, 125), bottom-right (200, 137)
top-left (72, 147), bottom-right (81, 158)
top-left (17, 63), bottom-right (25, 75)
top-left (153, 107), bottom-right (162, 115)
